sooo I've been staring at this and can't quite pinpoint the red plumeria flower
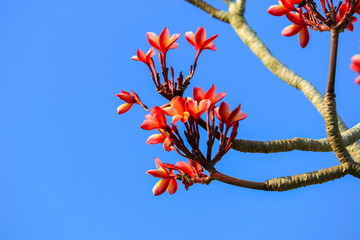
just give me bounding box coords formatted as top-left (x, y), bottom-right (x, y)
top-left (268, 0), bottom-right (301, 16)
top-left (185, 27), bottom-right (219, 62)
top-left (116, 90), bottom-right (137, 114)
top-left (188, 159), bottom-right (206, 177)
top-left (350, 54), bottom-right (360, 84)
top-left (215, 102), bottom-right (247, 127)
top-left (131, 47), bottom-right (156, 65)
top-left (162, 97), bottom-right (190, 124)
top-left (146, 158), bottom-right (178, 196)
top-left (282, 12), bottom-right (310, 48)
top-left (146, 129), bottom-right (175, 152)
top-left (193, 85), bottom-right (226, 106)
top-left (176, 161), bottom-right (198, 178)
top-left (147, 27), bottom-right (180, 57)
top-left (185, 98), bottom-right (211, 121)
top-left (141, 106), bottom-right (168, 130)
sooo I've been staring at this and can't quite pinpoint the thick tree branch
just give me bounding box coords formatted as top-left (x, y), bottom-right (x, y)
top-left (184, 0), bottom-right (230, 23)
top-left (265, 163), bottom-right (349, 191)
top-left (208, 162), bottom-right (351, 191)
top-left (232, 122), bottom-right (360, 153)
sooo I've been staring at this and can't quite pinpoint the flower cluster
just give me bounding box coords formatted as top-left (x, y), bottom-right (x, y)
top-left (131, 27), bottom-right (218, 99)
top-left (350, 54), bottom-right (360, 84)
top-left (116, 27), bottom-right (248, 195)
top-left (268, 0), bottom-right (360, 47)
top-left (138, 85), bottom-right (246, 195)
top-left (146, 158), bottom-right (207, 195)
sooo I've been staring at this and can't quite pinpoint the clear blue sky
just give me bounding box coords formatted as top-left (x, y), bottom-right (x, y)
top-left (1, 1), bottom-right (359, 239)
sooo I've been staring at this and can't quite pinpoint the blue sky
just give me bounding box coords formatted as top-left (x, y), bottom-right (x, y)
top-left (0, 1), bottom-right (359, 239)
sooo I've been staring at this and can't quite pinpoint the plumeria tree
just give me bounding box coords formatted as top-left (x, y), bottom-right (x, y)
top-left (117, 0), bottom-right (360, 195)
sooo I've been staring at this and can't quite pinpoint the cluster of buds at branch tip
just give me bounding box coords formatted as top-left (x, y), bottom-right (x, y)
top-left (146, 158), bottom-right (209, 196)
top-left (268, 0), bottom-right (360, 47)
top-left (350, 54), bottom-right (360, 84)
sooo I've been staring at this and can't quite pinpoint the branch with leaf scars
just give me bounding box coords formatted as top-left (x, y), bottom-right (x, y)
top-left (233, 122), bottom-right (360, 153)
top-left (184, 0), bottom-right (230, 23)
top-left (207, 163), bottom-right (350, 191)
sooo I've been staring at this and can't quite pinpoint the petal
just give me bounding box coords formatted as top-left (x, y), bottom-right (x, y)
top-left (185, 31), bottom-right (197, 48)
top-left (117, 103), bottom-right (133, 114)
top-left (355, 76), bottom-right (360, 84)
top-left (159, 27), bottom-right (170, 50)
top-left (201, 34), bottom-right (219, 51)
top-left (193, 87), bottom-right (205, 102)
top-left (152, 178), bottom-right (170, 196)
top-left (154, 157), bottom-right (164, 169)
top-left (140, 115), bottom-right (160, 130)
top-left (351, 54), bottom-right (360, 65)
top-left (116, 90), bottom-right (134, 103)
top-left (298, 27), bottom-right (309, 48)
top-left (146, 169), bottom-right (170, 178)
top-left (176, 161), bottom-right (197, 177)
top-left (286, 12), bottom-right (304, 25)
top-left (205, 85), bottom-right (216, 100)
top-left (350, 63), bottom-right (360, 73)
top-left (218, 102), bottom-right (231, 122)
top-left (146, 32), bottom-right (161, 50)
top-left (146, 134), bottom-right (165, 144)
top-left (213, 92), bottom-right (226, 104)
top-left (282, 24), bottom-right (303, 36)
top-left (268, 5), bottom-right (290, 16)
top-left (168, 33), bottom-right (180, 49)
top-left (195, 27), bottom-right (206, 46)
top-left (167, 178), bottom-right (178, 194)
top-left (228, 105), bottom-right (247, 126)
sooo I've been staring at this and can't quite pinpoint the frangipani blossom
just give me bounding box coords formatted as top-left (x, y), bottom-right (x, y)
top-left (131, 47), bottom-right (156, 66)
top-left (215, 102), bottom-right (247, 127)
top-left (185, 27), bottom-right (219, 62)
top-left (141, 107), bottom-right (168, 130)
top-left (116, 90), bottom-right (137, 114)
top-left (193, 85), bottom-right (226, 105)
top-left (147, 27), bottom-right (180, 56)
top-left (146, 158), bottom-right (178, 196)
top-left (176, 161), bottom-right (198, 178)
top-left (282, 12), bottom-right (309, 48)
top-left (162, 97), bottom-right (190, 124)
top-left (185, 98), bottom-right (211, 121)
top-left (146, 129), bottom-right (175, 152)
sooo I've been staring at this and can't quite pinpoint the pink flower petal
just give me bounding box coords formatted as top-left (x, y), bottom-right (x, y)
top-left (282, 24), bottom-right (303, 36)
top-left (146, 134), bottom-right (165, 145)
top-left (167, 178), bottom-right (178, 194)
top-left (117, 103), bottom-right (133, 114)
top-left (146, 169), bottom-right (170, 178)
top-left (298, 27), bottom-right (309, 48)
top-left (153, 178), bottom-right (170, 196)
top-left (268, 5), bottom-right (290, 16)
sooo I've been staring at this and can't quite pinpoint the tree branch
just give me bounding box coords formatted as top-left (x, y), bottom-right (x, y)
top-left (184, 0), bottom-right (230, 23)
top-left (208, 162), bottom-right (351, 191)
top-left (226, 2), bottom-right (360, 161)
top-left (232, 122), bottom-right (360, 153)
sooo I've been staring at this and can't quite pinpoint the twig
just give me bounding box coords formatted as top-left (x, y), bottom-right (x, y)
top-left (184, 0), bottom-right (230, 23)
